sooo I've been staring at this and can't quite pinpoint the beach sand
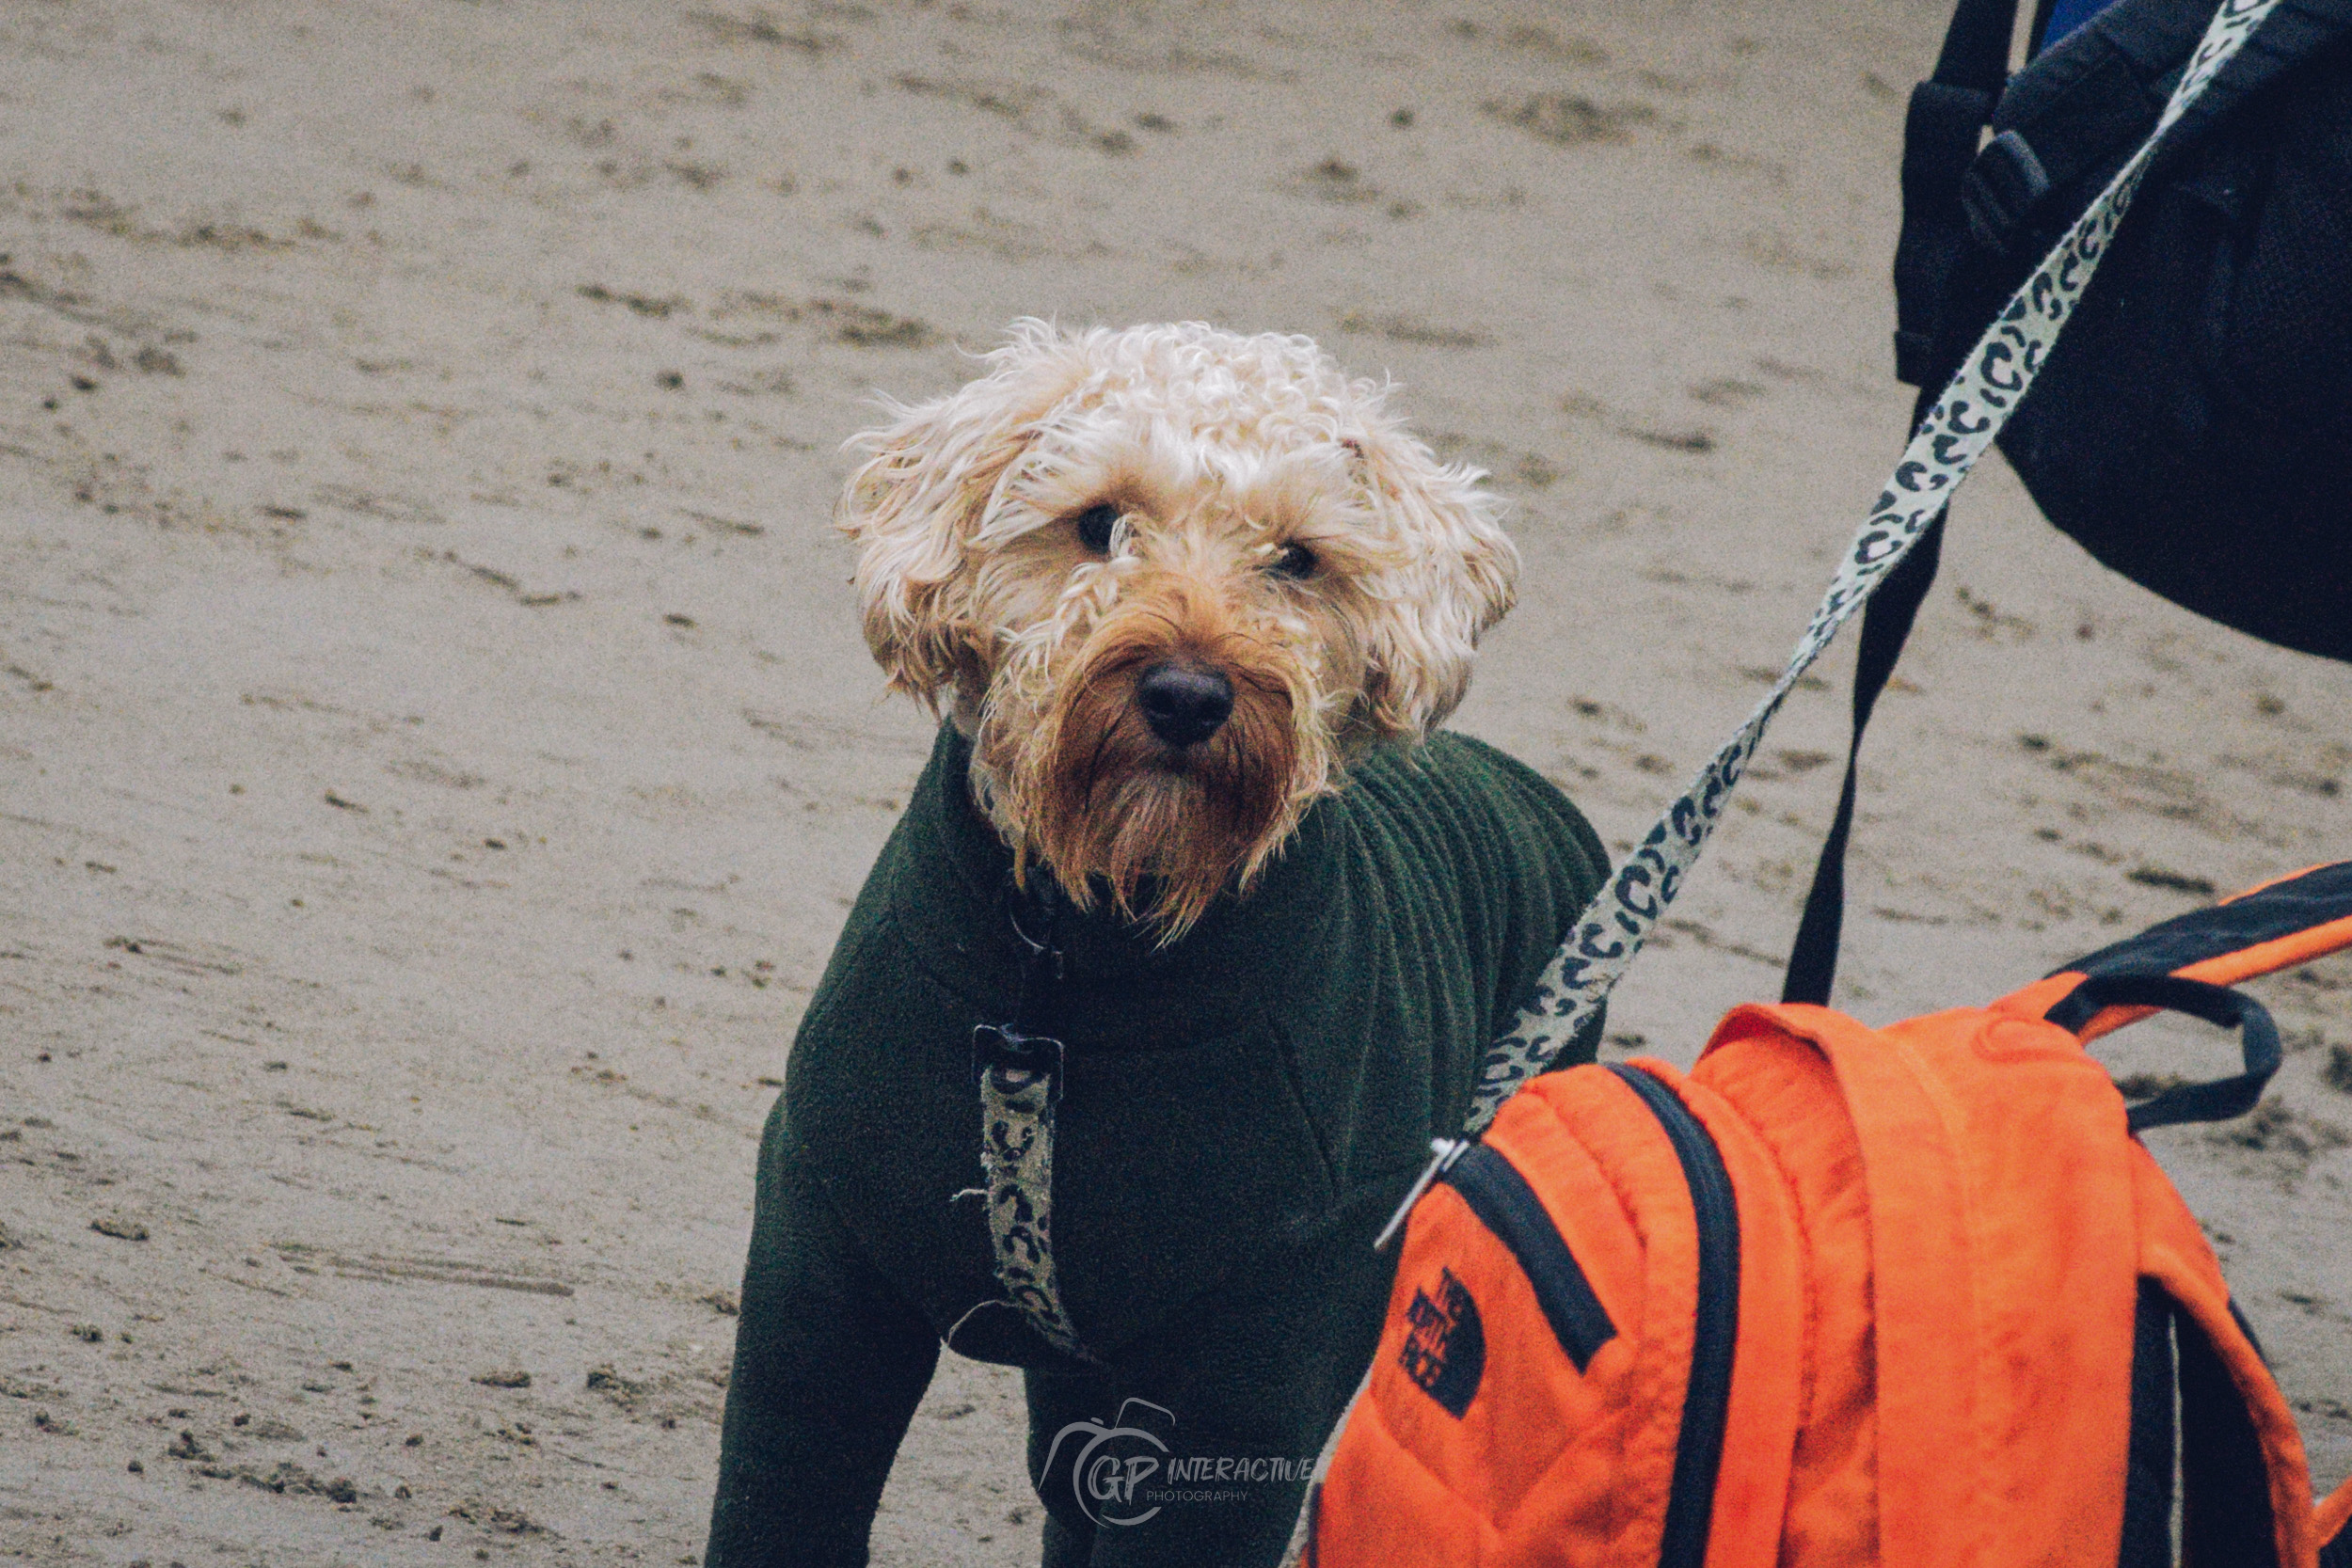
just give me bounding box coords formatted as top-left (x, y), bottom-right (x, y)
top-left (4, 1), bottom-right (2348, 1562)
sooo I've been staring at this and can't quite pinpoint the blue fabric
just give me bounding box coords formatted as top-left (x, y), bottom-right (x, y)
top-left (2040, 0), bottom-right (2124, 50)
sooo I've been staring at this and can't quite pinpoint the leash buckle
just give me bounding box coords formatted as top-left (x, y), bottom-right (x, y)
top-left (972, 1022), bottom-right (1067, 1108)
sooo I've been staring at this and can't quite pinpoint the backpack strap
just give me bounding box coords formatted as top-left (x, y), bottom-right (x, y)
top-left (2162, 0), bottom-right (2352, 152)
top-left (2177, 1297), bottom-right (2286, 1567)
top-left (1959, 0), bottom-right (2218, 262)
top-left (1995, 861), bottom-right (2352, 1038)
top-left (2120, 1281), bottom-right (2178, 1568)
top-left (1894, 0), bottom-right (2025, 386)
top-left (2319, 1476), bottom-right (2352, 1566)
top-left (2047, 974), bottom-right (2299, 1565)
top-left (1703, 1003), bottom-right (1997, 1563)
top-left (2063, 861), bottom-right (2352, 992)
top-left (2132, 1147), bottom-right (2318, 1568)
top-left (2046, 972), bottom-right (2280, 1132)
top-left (1993, 865), bottom-right (2352, 1568)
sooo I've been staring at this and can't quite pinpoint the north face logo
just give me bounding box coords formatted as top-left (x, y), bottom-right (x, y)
top-left (1398, 1266), bottom-right (1485, 1418)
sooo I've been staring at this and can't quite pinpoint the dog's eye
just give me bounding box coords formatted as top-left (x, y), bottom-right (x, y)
top-left (1072, 503), bottom-right (1120, 554)
top-left (1271, 542), bottom-right (1318, 579)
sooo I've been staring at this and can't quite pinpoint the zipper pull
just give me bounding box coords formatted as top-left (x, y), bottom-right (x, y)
top-left (1374, 1138), bottom-right (1470, 1253)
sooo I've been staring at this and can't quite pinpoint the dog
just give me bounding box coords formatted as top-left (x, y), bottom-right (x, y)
top-left (706, 322), bottom-right (1609, 1568)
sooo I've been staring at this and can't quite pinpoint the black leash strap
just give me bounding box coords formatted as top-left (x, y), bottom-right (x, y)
top-left (1781, 496), bottom-right (1947, 1006)
top-left (1789, 0), bottom-right (2021, 1006)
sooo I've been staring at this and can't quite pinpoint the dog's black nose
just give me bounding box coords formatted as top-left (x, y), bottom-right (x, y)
top-left (1136, 662), bottom-right (1234, 747)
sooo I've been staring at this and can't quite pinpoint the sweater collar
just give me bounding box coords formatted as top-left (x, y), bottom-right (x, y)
top-left (887, 722), bottom-right (1345, 1048)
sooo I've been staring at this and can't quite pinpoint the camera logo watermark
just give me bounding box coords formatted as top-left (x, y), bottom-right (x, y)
top-left (1039, 1400), bottom-right (1317, 1529)
top-left (1040, 1399), bottom-right (1174, 1528)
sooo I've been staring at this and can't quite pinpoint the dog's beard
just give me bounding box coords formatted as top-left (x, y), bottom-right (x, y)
top-left (977, 614), bottom-right (1333, 942)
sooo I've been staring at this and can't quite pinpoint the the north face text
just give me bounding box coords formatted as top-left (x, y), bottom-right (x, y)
top-left (1399, 1266), bottom-right (1485, 1418)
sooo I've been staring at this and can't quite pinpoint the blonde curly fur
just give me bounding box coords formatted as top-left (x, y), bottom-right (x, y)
top-left (838, 320), bottom-right (1517, 939)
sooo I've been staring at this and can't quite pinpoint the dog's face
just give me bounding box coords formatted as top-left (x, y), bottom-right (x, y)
top-left (840, 321), bottom-right (1516, 938)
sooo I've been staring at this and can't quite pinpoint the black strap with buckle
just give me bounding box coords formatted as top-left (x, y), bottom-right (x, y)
top-left (972, 875), bottom-right (1067, 1099)
top-left (971, 1022), bottom-right (1066, 1105)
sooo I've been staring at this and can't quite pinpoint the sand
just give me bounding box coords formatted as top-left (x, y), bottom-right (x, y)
top-left (3, 1), bottom-right (2348, 1562)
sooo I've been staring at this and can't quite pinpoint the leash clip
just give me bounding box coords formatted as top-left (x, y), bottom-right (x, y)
top-left (1374, 1138), bottom-right (1470, 1253)
top-left (972, 1022), bottom-right (1067, 1108)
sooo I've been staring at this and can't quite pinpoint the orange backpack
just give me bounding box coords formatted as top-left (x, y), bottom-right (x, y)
top-left (1312, 862), bottom-right (2352, 1568)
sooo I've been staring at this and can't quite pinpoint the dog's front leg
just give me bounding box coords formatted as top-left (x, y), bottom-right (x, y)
top-left (1014, 1200), bottom-right (1395, 1568)
top-left (707, 1124), bottom-right (942, 1567)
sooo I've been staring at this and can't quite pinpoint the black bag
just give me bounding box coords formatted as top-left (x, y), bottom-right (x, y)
top-left (1787, 0), bottom-right (2352, 1005)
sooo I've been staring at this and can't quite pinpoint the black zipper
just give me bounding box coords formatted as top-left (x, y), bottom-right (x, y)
top-left (1440, 1143), bottom-right (1618, 1371)
top-left (1608, 1063), bottom-right (1740, 1568)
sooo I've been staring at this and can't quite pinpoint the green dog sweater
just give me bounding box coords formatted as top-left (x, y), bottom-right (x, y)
top-left (707, 722), bottom-right (1607, 1566)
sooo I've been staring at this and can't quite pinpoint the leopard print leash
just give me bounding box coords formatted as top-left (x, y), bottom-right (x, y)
top-left (1461, 0), bottom-right (2285, 1139)
top-left (970, 878), bottom-right (1089, 1358)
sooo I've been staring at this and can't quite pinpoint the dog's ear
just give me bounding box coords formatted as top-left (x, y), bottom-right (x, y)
top-left (1348, 418), bottom-right (1518, 737)
top-left (838, 341), bottom-right (1067, 705)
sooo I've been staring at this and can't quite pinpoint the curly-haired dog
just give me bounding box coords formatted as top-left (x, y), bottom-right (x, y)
top-left (707, 322), bottom-right (1607, 1568)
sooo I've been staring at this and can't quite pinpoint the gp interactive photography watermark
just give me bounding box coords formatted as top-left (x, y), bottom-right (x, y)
top-left (1038, 1400), bottom-right (1317, 1529)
